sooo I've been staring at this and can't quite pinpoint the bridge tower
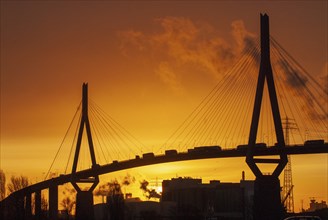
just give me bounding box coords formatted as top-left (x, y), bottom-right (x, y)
top-left (71, 83), bottom-right (99, 220)
top-left (246, 14), bottom-right (288, 220)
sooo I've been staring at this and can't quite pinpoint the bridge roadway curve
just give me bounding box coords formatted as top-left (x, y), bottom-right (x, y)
top-left (1, 143), bottom-right (328, 202)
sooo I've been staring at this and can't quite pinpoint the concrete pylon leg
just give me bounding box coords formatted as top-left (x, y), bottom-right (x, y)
top-left (49, 185), bottom-right (58, 220)
top-left (35, 190), bottom-right (42, 220)
top-left (25, 193), bottom-right (32, 219)
top-left (17, 196), bottom-right (25, 220)
top-left (75, 191), bottom-right (94, 220)
top-left (253, 176), bottom-right (284, 220)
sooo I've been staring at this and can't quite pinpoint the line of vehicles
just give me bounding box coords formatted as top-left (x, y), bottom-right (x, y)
top-left (111, 139), bottom-right (326, 164)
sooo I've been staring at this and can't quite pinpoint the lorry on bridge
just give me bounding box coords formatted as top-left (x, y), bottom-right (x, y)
top-left (188, 146), bottom-right (222, 154)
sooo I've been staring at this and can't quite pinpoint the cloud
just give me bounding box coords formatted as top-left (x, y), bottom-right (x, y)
top-left (273, 54), bottom-right (327, 120)
top-left (278, 59), bottom-right (308, 89)
top-left (118, 30), bottom-right (146, 56)
top-left (118, 17), bottom-right (258, 92)
top-left (231, 20), bottom-right (259, 64)
top-left (231, 20), bottom-right (257, 53)
top-left (155, 62), bottom-right (183, 93)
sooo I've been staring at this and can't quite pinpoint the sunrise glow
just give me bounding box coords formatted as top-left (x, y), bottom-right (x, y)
top-left (1, 1), bottom-right (327, 217)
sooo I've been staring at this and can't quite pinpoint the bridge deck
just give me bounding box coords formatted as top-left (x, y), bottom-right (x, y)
top-left (1, 143), bottom-right (327, 203)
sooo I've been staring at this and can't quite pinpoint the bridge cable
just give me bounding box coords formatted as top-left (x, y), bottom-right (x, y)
top-left (88, 111), bottom-right (108, 164)
top-left (89, 99), bottom-right (146, 159)
top-left (64, 111), bottom-right (82, 174)
top-left (271, 46), bottom-right (306, 142)
top-left (272, 45), bottom-right (318, 140)
top-left (222, 45), bottom-right (260, 146)
top-left (89, 103), bottom-right (119, 161)
top-left (161, 38), bottom-right (261, 151)
top-left (44, 102), bottom-right (81, 180)
top-left (271, 38), bottom-right (327, 140)
top-left (89, 101), bottom-right (132, 162)
top-left (90, 99), bottom-right (148, 152)
top-left (204, 42), bottom-right (260, 147)
top-left (89, 102), bottom-right (132, 160)
top-left (271, 37), bottom-right (326, 95)
top-left (271, 37), bottom-right (327, 119)
top-left (176, 49), bottom-right (251, 149)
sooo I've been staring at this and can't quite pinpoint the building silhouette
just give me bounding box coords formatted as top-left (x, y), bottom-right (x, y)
top-left (307, 199), bottom-right (327, 212)
top-left (161, 177), bottom-right (254, 220)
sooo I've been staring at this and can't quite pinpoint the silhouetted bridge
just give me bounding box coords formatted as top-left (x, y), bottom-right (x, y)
top-left (2, 143), bottom-right (327, 201)
top-left (1, 142), bottom-right (327, 219)
top-left (1, 14), bottom-right (327, 220)
top-left (56, 143), bottom-right (328, 182)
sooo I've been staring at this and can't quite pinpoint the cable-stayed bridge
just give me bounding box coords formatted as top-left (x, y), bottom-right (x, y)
top-left (0, 14), bottom-right (327, 220)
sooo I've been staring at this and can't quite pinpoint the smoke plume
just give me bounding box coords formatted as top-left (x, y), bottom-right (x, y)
top-left (95, 174), bottom-right (135, 197)
top-left (140, 180), bottom-right (161, 199)
top-left (121, 174), bottom-right (136, 186)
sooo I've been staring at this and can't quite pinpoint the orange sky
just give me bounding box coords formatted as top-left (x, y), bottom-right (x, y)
top-left (1, 1), bottom-right (327, 212)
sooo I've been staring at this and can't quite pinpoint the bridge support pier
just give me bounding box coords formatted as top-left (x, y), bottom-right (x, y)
top-left (35, 190), bottom-right (42, 220)
top-left (253, 175), bottom-right (283, 220)
top-left (25, 193), bottom-right (32, 219)
top-left (17, 195), bottom-right (25, 220)
top-left (0, 200), bottom-right (3, 220)
top-left (75, 191), bottom-right (95, 220)
top-left (49, 185), bottom-right (58, 220)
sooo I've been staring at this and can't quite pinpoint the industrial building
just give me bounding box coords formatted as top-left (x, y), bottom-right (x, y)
top-left (161, 176), bottom-right (254, 220)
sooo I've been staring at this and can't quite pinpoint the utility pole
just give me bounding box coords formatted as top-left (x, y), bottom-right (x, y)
top-left (282, 117), bottom-right (296, 213)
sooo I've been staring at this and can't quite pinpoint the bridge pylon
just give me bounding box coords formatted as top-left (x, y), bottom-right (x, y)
top-left (71, 83), bottom-right (99, 220)
top-left (246, 14), bottom-right (288, 220)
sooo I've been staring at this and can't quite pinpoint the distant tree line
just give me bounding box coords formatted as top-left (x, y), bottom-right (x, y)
top-left (0, 169), bottom-right (5, 201)
top-left (0, 169), bottom-right (30, 201)
top-left (0, 169), bottom-right (49, 219)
